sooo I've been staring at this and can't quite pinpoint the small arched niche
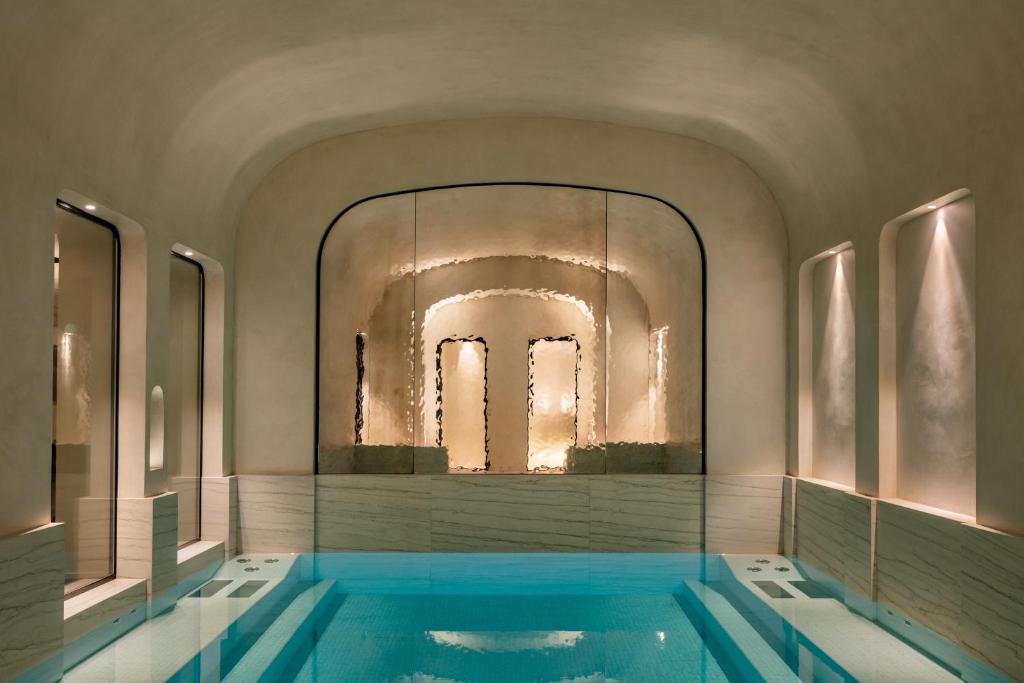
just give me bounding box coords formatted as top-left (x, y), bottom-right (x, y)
top-left (798, 243), bottom-right (856, 488)
top-left (317, 184), bottom-right (705, 474)
top-left (880, 190), bottom-right (976, 517)
top-left (149, 385), bottom-right (165, 471)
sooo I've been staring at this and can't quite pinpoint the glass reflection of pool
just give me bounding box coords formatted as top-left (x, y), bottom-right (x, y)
top-left (54, 554), bottom-right (1009, 682)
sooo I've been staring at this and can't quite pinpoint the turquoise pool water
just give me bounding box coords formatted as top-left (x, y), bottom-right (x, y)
top-left (53, 553), bottom-right (1010, 682)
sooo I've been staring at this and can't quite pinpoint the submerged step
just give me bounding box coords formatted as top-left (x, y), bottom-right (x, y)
top-left (223, 580), bottom-right (337, 683)
top-left (680, 579), bottom-right (800, 683)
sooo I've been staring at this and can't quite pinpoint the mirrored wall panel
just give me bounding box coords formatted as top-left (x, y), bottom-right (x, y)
top-left (53, 203), bottom-right (118, 593)
top-left (168, 254), bottom-right (203, 545)
top-left (318, 185), bottom-right (703, 474)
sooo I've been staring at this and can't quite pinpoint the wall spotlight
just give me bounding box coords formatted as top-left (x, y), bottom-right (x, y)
top-left (84, 203), bottom-right (96, 211)
top-left (927, 204), bottom-right (937, 210)
top-left (184, 250), bottom-right (194, 257)
top-left (828, 250), bottom-right (837, 255)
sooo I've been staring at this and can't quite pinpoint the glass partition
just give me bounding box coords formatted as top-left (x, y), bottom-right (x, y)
top-left (53, 202), bottom-right (118, 594)
top-left (168, 254), bottom-right (203, 545)
top-left (318, 185), bottom-right (703, 474)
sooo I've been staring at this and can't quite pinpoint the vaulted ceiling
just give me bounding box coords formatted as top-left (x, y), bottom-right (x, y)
top-left (4, 1), bottom-right (1022, 248)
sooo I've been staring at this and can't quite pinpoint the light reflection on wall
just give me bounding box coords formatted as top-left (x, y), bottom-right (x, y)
top-left (810, 249), bottom-right (856, 487)
top-left (318, 186), bottom-right (703, 473)
top-left (896, 200), bottom-right (976, 515)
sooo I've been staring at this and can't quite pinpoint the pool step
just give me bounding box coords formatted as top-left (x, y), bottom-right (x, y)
top-left (680, 579), bottom-right (801, 682)
top-left (222, 580), bottom-right (336, 683)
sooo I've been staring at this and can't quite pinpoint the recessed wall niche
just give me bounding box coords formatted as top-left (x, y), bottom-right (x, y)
top-left (798, 245), bottom-right (856, 487)
top-left (317, 185), bottom-right (704, 474)
top-left (880, 191), bottom-right (976, 516)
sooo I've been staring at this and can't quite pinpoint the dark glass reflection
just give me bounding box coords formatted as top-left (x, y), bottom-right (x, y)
top-left (53, 204), bottom-right (118, 593)
top-left (168, 254), bottom-right (203, 545)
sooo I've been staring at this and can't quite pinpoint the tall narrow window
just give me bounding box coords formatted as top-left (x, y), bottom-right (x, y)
top-left (528, 337), bottom-right (579, 471)
top-left (437, 338), bottom-right (488, 471)
top-left (168, 253), bottom-right (203, 546)
top-left (53, 201), bottom-right (119, 595)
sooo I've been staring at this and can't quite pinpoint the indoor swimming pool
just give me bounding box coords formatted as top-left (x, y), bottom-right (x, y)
top-left (25, 553), bottom-right (1009, 683)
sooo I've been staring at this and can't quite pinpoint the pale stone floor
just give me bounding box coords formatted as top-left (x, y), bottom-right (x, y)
top-left (718, 555), bottom-right (966, 683)
top-left (63, 555), bottom-right (298, 683)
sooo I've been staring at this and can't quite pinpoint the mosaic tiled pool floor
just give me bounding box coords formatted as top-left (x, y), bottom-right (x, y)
top-left (41, 553), bottom-right (1012, 682)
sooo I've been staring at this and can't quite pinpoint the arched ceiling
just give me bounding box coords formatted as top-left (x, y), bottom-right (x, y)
top-left (4, 1), bottom-right (1021, 248)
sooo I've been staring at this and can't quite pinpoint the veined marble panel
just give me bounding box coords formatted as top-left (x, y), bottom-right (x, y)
top-left (705, 475), bottom-right (782, 554)
top-left (431, 475), bottom-right (590, 551)
top-left (794, 479), bottom-right (847, 585)
top-left (237, 475), bottom-right (314, 553)
top-left (201, 476), bottom-right (238, 556)
top-left (177, 540), bottom-right (225, 582)
top-left (151, 492), bottom-right (179, 595)
top-left (64, 578), bottom-right (147, 644)
top-left (169, 476), bottom-right (200, 545)
top-left (316, 475), bottom-right (431, 551)
top-left (839, 491), bottom-right (874, 600)
top-left (74, 497), bottom-right (114, 579)
top-left (0, 523), bottom-right (63, 681)
top-left (589, 476), bottom-right (703, 552)
top-left (960, 523), bottom-right (1024, 680)
top-left (782, 476), bottom-right (795, 556)
top-left (875, 500), bottom-right (964, 645)
top-left (117, 493), bottom-right (178, 596)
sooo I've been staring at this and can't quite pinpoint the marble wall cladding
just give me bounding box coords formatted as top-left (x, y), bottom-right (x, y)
top-left (788, 477), bottom-right (1024, 681)
top-left (782, 476), bottom-right (795, 556)
top-left (63, 578), bottom-right (147, 644)
top-left (317, 475), bottom-right (431, 551)
top-left (792, 478), bottom-right (876, 601)
top-left (432, 475), bottom-right (591, 551)
top-left (794, 479), bottom-right (848, 585)
top-left (704, 475), bottom-right (782, 554)
top-left (237, 475), bottom-right (314, 553)
top-left (839, 491), bottom-right (875, 600)
top-left (875, 500), bottom-right (964, 645)
top-left (960, 524), bottom-right (1024, 680)
top-left (74, 497), bottom-right (114, 579)
top-left (310, 475), bottom-right (707, 552)
top-left (201, 476), bottom-right (238, 555)
top-left (590, 476), bottom-right (703, 551)
top-left (117, 493), bottom-right (178, 596)
top-left (0, 523), bottom-right (64, 681)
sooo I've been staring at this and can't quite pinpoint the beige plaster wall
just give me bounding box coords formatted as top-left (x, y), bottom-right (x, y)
top-left (894, 198), bottom-right (976, 515)
top-left (235, 119), bottom-right (787, 476)
top-left (810, 250), bottom-right (856, 487)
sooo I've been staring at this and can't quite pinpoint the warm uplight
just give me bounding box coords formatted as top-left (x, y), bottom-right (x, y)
top-left (927, 204), bottom-right (937, 210)
top-left (84, 203), bottom-right (96, 211)
top-left (184, 250), bottom-right (194, 257)
top-left (828, 250), bottom-right (837, 255)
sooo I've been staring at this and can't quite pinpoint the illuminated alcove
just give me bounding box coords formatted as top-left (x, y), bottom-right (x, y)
top-left (880, 191), bottom-right (976, 516)
top-left (317, 184), bottom-right (704, 474)
top-left (797, 244), bottom-right (856, 488)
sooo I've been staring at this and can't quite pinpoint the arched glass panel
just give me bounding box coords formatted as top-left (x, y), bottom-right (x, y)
top-left (53, 202), bottom-right (119, 594)
top-left (168, 253), bottom-right (204, 545)
top-left (318, 185), bottom-right (704, 474)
